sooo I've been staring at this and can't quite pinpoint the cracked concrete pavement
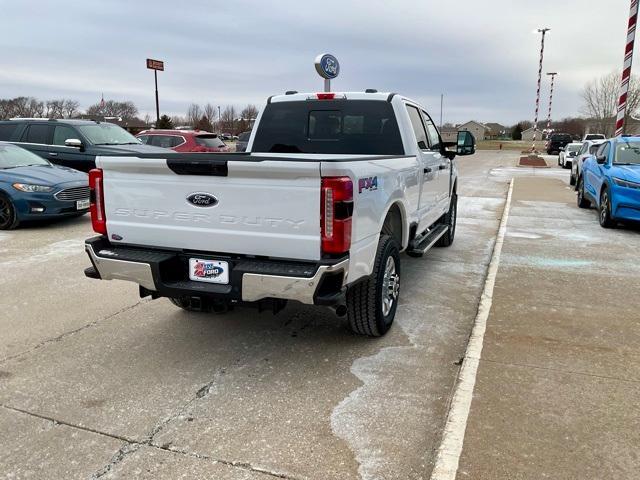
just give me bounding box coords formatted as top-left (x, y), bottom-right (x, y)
top-left (0, 151), bottom-right (515, 479)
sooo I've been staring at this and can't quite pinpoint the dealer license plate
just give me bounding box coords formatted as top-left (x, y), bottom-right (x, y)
top-left (77, 199), bottom-right (90, 210)
top-left (189, 258), bottom-right (229, 284)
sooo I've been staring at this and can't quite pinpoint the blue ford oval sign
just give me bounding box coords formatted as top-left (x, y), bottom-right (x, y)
top-left (315, 53), bottom-right (340, 80)
top-left (187, 192), bottom-right (218, 207)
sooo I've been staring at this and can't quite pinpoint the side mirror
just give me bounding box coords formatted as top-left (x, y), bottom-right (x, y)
top-left (559, 147), bottom-right (565, 151)
top-left (65, 138), bottom-right (83, 149)
top-left (596, 154), bottom-right (607, 165)
top-left (569, 151), bottom-right (577, 157)
top-left (456, 130), bottom-right (475, 156)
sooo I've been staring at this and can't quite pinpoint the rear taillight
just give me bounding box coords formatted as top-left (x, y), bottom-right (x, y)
top-left (89, 168), bottom-right (106, 235)
top-left (321, 177), bottom-right (353, 254)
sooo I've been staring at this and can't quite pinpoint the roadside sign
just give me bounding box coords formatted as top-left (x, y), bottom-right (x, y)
top-left (146, 58), bottom-right (164, 71)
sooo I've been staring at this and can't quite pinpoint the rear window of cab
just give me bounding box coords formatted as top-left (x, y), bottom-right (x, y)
top-left (252, 100), bottom-right (404, 155)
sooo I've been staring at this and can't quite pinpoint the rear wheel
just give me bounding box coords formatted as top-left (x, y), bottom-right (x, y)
top-left (346, 234), bottom-right (400, 337)
top-left (436, 192), bottom-right (457, 247)
top-left (598, 188), bottom-right (615, 228)
top-left (0, 194), bottom-right (19, 230)
top-left (577, 177), bottom-right (591, 209)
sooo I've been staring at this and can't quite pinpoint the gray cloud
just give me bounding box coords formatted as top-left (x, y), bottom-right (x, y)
top-left (0, 0), bottom-right (634, 124)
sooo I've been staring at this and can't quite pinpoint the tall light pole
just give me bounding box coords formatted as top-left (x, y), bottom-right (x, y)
top-left (616, 0), bottom-right (639, 136)
top-left (531, 28), bottom-right (550, 152)
top-left (545, 72), bottom-right (558, 136)
top-left (217, 105), bottom-right (221, 133)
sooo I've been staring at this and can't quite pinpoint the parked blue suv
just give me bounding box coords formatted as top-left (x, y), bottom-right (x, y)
top-left (578, 136), bottom-right (640, 228)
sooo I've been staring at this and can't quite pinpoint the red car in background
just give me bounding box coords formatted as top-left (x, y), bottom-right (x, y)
top-left (136, 129), bottom-right (230, 153)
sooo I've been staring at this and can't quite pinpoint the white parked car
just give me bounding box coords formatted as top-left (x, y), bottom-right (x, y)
top-left (582, 133), bottom-right (605, 141)
top-left (83, 91), bottom-right (476, 337)
top-left (570, 140), bottom-right (604, 187)
top-left (558, 142), bottom-right (581, 168)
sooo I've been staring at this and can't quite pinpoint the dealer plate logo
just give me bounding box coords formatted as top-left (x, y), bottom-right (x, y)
top-left (187, 192), bottom-right (218, 207)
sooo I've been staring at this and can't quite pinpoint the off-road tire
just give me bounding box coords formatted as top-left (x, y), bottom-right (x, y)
top-left (577, 177), bottom-right (591, 209)
top-left (346, 234), bottom-right (400, 337)
top-left (436, 192), bottom-right (457, 247)
top-left (598, 187), bottom-right (616, 228)
top-left (0, 193), bottom-right (19, 230)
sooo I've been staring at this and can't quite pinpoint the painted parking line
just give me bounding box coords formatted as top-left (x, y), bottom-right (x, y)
top-left (430, 178), bottom-right (514, 480)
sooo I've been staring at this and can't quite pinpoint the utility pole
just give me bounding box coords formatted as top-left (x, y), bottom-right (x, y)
top-left (440, 94), bottom-right (444, 129)
top-left (531, 28), bottom-right (550, 152)
top-left (616, 0), bottom-right (639, 136)
top-left (545, 72), bottom-right (558, 135)
top-left (218, 105), bottom-right (221, 133)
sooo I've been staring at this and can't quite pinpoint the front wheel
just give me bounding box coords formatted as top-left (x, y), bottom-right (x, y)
top-left (0, 194), bottom-right (19, 230)
top-left (346, 234), bottom-right (400, 337)
top-left (599, 188), bottom-right (616, 228)
top-left (436, 192), bottom-right (457, 247)
top-left (577, 177), bottom-right (591, 209)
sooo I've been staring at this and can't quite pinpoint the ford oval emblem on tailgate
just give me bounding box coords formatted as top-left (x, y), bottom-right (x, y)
top-left (187, 192), bottom-right (218, 207)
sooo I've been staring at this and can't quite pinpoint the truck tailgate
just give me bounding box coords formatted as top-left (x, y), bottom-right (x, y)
top-left (98, 156), bottom-right (322, 261)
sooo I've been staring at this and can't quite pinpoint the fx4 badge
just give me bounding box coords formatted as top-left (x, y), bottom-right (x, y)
top-left (358, 176), bottom-right (378, 193)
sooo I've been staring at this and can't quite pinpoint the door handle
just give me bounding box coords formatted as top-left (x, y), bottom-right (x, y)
top-left (438, 164), bottom-right (448, 170)
top-left (424, 167), bottom-right (432, 173)
top-left (49, 152), bottom-right (58, 156)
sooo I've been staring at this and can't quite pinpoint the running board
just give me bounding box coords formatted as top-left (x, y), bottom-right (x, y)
top-left (407, 224), bottom-right (448, 256)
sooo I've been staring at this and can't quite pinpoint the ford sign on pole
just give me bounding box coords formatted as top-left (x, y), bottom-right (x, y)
top-left (146, 58), bottom-right (164, 123)
top-left (315, 53), bottom-right (340, 92)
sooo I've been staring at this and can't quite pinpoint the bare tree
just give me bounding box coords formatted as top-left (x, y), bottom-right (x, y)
top-left (240, 104), bottom-right (258, 121)
top-left (204, 103), bottom-right (216, 126)
top-left (86, 100), bottom-right (139, 119)
top-left (220, 106), bottom-right (236, 133)
top-left (581, 71), bottom-right (640, 136)
top-left (171, 115), bottom-right (187, 127)
top-left (46, 99), bottom-right (65, 118)
top-left (186, 104), bottom-right (202, 128)
top-left (62, 99), bottom-right (80, 118)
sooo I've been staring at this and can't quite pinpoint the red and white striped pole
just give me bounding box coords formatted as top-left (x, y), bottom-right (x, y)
top-left (615, 0), bottom-right (639, 137)
top-left (545, 72), bottom-right (558, 134)
top-left (532, 28), bottom-right (550, 152)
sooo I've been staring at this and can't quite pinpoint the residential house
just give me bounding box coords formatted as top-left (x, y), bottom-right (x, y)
top-left (457, 121), bottom-right (489, 141)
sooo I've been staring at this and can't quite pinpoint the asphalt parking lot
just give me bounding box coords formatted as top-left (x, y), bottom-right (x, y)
top-left (1, 151), bottom-right (637, 479)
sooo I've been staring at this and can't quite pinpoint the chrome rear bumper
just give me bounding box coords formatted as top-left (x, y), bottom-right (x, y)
top-left (85, 240), bottom-right (348, 305)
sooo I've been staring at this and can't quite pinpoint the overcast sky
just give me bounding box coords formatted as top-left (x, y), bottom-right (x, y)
top-left (0, 0), bottom-right (635, 125)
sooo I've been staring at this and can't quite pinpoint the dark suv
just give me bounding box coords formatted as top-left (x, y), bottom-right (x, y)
top-left (0, 119), bottom-right (166, 172)
top-left (546, 133), bottom-right (573, 155)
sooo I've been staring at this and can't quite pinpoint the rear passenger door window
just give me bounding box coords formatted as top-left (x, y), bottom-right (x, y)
top-left (151, 135), bottom-right (182, 148)
top-left (53, 125), bottom-right (79, 146)
top-left (0, 123), bottom-right (18, 141)
top-left (22, 124), bottom-right (52, 144)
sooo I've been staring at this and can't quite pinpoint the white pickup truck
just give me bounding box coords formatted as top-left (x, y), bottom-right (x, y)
top-left (84, 91), bottom-right (475, 336)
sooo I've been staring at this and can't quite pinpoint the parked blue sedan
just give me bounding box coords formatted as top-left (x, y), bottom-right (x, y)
top-left (578, 136), bottom-right (640, 228)
top-left (0, 143), bottom-right (89, 229)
